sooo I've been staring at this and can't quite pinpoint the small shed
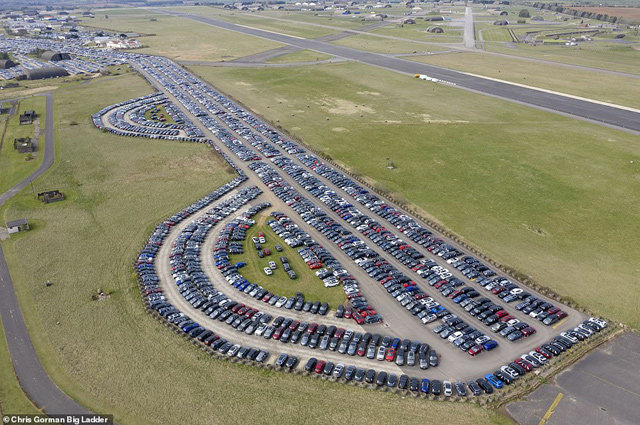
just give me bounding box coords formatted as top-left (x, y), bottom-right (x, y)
top-left (19, 110), bottom-right (37, 125)
top-left (424, 16), bottom-right (444, 21)
top-left (494, 19), bottom-right (509, 26)
top-left (531, 16), bottom-right (544, 21)
top-left (21, 67), bottom-right (69, 80)
top-left (14, 137), bottom-right (35, 153)
top-left (6, 218), bottom-right (29, 234)
top-left (500, 11), bottom-right (508, 16)
top-left (427, 25), bottom-right (444, 33)
top-left (38, 190), bottom-right (65, 203)
top-left (401, 18), bottom-right (416, 24)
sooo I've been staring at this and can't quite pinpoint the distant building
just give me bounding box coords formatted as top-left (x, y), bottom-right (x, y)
top-left (494, 19), bottom-right (509, 26)
top-left (14, 137), bottom-right (35, 153)
top-left (106, 39), bottom-right (142, 50)
top-left (6, 218), bottom-right (29, 234)
top-left (424, 16), bottom-right (444, 21)
top-left (401, 18), bottom-right (416, 24)
top-left (426, 25), bottom-right (444, 33)
top-left (19, 110), bottom-right (37, 125)
top-left (0, 59), bottom-right (17, 69)
top-left (21, 67), bottom-right (69, 80)
top-left (40, 51), bottom-right (71, 61)
top-left (38, 190), bottom-right (65, 204)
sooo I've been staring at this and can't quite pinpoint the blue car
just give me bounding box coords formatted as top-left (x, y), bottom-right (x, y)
top-left (234, 262), bottom-right (246, 268)
top-left (420, 379), bottom-right (431, 394)
top-left (485, 374), bottom-right (503, 389)
top-left (482, 340), bottom-right (498, 351)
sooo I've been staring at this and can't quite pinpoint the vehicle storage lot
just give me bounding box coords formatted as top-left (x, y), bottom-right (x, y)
top-left (507, 332), bottom-right (640, 425)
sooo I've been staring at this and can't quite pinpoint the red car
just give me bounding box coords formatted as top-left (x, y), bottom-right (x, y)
top-left (334, 328), bottom-right (345, 339)
top-left (314, 361), bottom-right (326, 374)
top-left (289, 321), bottom-right (300, 331)
top-left (258, 232), bottom-right (264, 238)
top-left (515, 358), bottom-right (533, 372)
top-left (307, 323), bottom-right (318, 334)
top-left (344, 307), bottom-right (353, 319)
top-left (492, 286), bottom-right (506, 295)
top-left (263, 249), bottom-right (271, 256)
top-left (231, 303), bottom-right (245, 313)
top-left (557, 311), bottom-right (568, 319)
top-left (468, 345), bottom-right (484, 357)
top-left (385, 348), bottom-right (396, 362)
top-left (495, 310), bottom-right (509, 319)
top-left (352, 312), bottom-right (364, 325)
top-left (536, 347), bottom-right (552, 359)
top-left (272, 326), bottom-right (285, 340)
top-left (547, 307), bottom-right (560, 315)
top-left (499, 315), bottom-right (515, 323)
top-left (357, 345), bottom-right (366, 357)
top-left (522, 327), bottom-right (536, 337)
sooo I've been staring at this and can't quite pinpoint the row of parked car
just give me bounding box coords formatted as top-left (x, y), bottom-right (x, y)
top-left (293, 153), bottom-right (568, 326)
top-left (245, 161), bottom-right (383, 325)
top-left (213, 212), bottom-right (330, 315)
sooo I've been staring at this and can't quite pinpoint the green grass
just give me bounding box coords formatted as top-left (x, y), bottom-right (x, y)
top-left (189, 62), bottom-right (640, 330)
top-left (0, 96), bottom-right (46, 195)
top-left (331, 34), bottom-right (448, 54)
top-left (0, 59), bottom-right (513, 425)
top-left (229, 213), bottom-right (346, 310)
top-left (85, 10), bottom-right (284, 62)
top-left (267, 49), bottom-right (333, 64)
top-left (0, 320), bottom-right (42, 415)
top-left (485, 40), bottom-right (640, 75)
top-left (480, 28), bottom-right (513, 42)
top-left (408, 52), bottom-right (640, 108)
top-left (144, 104), bottom-right (176, 124)
top-left (372, 23), bottom-right (463, 42)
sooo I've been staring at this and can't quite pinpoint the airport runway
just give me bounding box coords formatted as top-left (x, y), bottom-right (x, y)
top-left (158, 9), bottom-right (640, 135)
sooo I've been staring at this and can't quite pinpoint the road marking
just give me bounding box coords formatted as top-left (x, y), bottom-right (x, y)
top-left (459, 71), bottom-right (640, 114)
top-left (234, 23), bottom-right (305, 40)
top-left (553, 318), bottom-right (567, 329)
top-left (538, 392), bottom-right (563, 425)
top-left (581, 370), bottom-right (640, 398)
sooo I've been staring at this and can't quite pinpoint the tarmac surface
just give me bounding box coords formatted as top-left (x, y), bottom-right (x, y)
top-left (0, 93), bottom-right (90, 414)
top-left (158, 9), bottom-right (640, 135)
top-left (507, 332), bottom-right (640, 425)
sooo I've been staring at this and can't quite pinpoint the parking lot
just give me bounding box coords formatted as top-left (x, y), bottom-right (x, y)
top-left (0, 35), bottom-right (607, 399)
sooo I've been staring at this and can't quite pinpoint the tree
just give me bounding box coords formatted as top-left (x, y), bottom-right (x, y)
top-left (0, 52), bottom-right (9, 60)
top-left (519, 9), bottom-right (530, 18)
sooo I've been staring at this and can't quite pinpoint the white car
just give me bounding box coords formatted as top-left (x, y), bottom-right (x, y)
top-left (507, 319), bottom-right (520, 326)
top-left (443, 381), bottom-right (453, 397)
top-left (421, 314), bottom-right (437, 324)
top-left (264, 267), bottom-right (273, 276)
top-left (259, 237), bottom-right (266, 244)
top-left (501, 366), bottom-right (519, 380)
top-left (561, 332), bottom-right (579, 344)
top-left (376, 346), bottom-right (387, 361)
top-left (529, 351), bottom-right (547, 364)
top-left (475, 336), bottom-right (490, 345)
top-left (448, 331), bottom-right (463, 343)
top-left (589, 317), bottom-right (608, 328)
top-left (269, 261), bottom-right (277, 270)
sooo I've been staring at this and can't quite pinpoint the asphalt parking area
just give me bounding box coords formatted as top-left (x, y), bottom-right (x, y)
top-left (506, 332), bottom-right (640, 425)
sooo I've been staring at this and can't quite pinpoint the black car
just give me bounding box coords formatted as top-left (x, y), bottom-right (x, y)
top-left (410, 377), bottom-right (420, 392)
top-left (305, 357), bottom-right (317, 372)
top-left (467, 381), bottom-right (482, 396)
top-left (398, 374), bottom-right (409, 390)
top-left (454, 382), bottom-right (467, 397)
top-left (365, 369), bottom-right (376, 384)
top-left (476, 378), bottom-right (493, 394)
top-left (431, 380), bottom-right (442, 395)
top-left (376, 371), bottom-right (388, 386)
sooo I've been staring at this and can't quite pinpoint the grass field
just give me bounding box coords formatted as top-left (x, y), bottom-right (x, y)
top-left (229, 213), bottom-right (346, 310)
top-left (0, 69), bottom-right (511, 424)
top-left (0, 96), bottom-right (46, 196)
top-left (0, 321), bottom-right (42, 415)
top-left (267, 49), bottom-right (333, 64)
top-left (372, 23), bottom-right (463, 42)
top-left (144, 104), bottom-right (176, 124)
top-left (190, 62), bottom-right (640, 330)
top-left (480, 28), bottom-right (514, 42)
top-left (331, 33), bottom-right (448, 54)
top-left (485, 41), bottom-right (640, 75)
top-left (408, 52), bottom-right (640, 108)
top-left (85, 9), bottom-right (284, 62)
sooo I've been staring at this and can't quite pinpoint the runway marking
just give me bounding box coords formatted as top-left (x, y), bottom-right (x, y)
top-left (460, 71), bottom-right (640, 114)
top-left (580, 370), bottom-right (640, 398)
top-left (538, 392), bottom-right (563, 425)
top-left (234, 23), bottom-right (305, 40)
top-left (553, 318), bottom-right (567, 329)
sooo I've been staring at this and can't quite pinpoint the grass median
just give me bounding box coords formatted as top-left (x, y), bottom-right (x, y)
top-left (0, 69), bottom-right (512, 424)
top-left (189, 61), bottom-right (640, 330)
top-left (229, 213), bottom-right (346, 310)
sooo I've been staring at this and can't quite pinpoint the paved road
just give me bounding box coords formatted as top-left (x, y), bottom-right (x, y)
top-left (159, 9), bottom-right (640, 135)
top-left (463, 7), bottom-right (475, 49)
top-left (507, 332), bottom-right (640, 425)
top-left (0, 93), bottom-right (90, 414)
top-left (132, 62), bottom-right (587, 382)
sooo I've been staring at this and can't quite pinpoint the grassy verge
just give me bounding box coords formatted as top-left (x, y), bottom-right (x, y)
top-left (0, 320), bottom-right (42, 415)
top-left (0, 68), bottom-right (511, 424)
top-left (229, 213), bottom-right (346, 309)
top-left (189, 62), bottom-right (640, 329)
top-left (267, 50), bottom-right (333, 64)
top-left (0, 96), bottom-right (46, 195)
top-left (331, 34), bottom-right (448, 54)
top-left (408, 52), bottom-right (640, 108)
top-left (84, 10), bottom-right (284, 62)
